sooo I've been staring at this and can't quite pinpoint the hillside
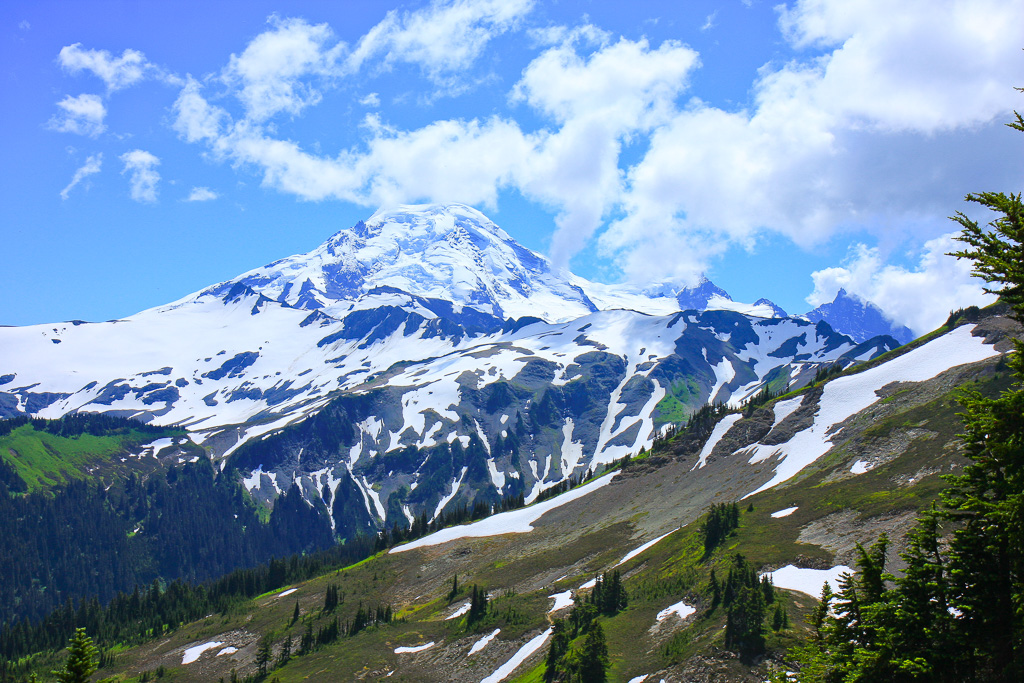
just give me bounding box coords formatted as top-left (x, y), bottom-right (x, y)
top-left (15, 311), bottom-right (1008, 683)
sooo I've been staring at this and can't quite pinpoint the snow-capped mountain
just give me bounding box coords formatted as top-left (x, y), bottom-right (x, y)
top-left (193, 204), bottom-right (598, 323)
top-left (804, 288), bottom-right (914, 345)
top-left (0, 204), bottom-right (906, 536)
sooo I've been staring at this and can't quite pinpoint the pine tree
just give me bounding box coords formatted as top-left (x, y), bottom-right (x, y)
top-left (543, 619), bottom-right (569, 683)
top-left (255, 635), bottom-right (272, 677)
top-left (52, 628), bottom-right (98, 683)
top-left (577, 622), bottom-right (610, 682)
top-left (291, 600), bottom-right (300, 625)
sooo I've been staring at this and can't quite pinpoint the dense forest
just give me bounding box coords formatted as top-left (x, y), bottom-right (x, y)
top-left (0, 415), bottom-right (335, 630)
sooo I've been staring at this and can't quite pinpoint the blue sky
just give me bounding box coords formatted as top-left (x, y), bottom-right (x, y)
top-left (1, 0), bottom-right (1021, 332)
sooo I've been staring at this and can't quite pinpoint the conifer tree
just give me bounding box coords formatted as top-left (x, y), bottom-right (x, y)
top-left (53, 628), bottom-right (98, 683)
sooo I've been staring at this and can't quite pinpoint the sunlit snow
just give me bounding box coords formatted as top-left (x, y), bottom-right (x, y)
top-left (391, 473), bottom-right (618, 553)
top-left (764, 565), bottom-right (852, 598)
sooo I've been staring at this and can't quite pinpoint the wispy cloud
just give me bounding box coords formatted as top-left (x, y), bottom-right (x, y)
top-left (119, 149), bottom-right (160, 202)
top-left (186, 187), bottom-right (218, 202)
top-left (60, 154), bottom-right (102, 200)
top-left (59, 43), bottom-right (156, 91)
top-left (359, 92), bottom-right (381, 107)
top-left (47, 93), bottom-right (106, 137)
top-left (700, 12), bottom-right (717, 31)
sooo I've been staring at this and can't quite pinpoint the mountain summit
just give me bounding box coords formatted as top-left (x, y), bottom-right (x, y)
top-left (198, 203), bottom-right (598, 323)
top-left (804, 288), bottom-right (914, 345)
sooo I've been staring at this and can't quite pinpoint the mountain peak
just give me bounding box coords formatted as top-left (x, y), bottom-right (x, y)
top-left (805, 289), bottom-right (914, 345)
top-left (199, 204), bottom-right (598, 323)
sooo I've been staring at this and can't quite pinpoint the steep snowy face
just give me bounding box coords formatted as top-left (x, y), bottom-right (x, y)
top-left (804, 289), bottom-right (914, 345)
top-left (200, 204), bottom-right (598, 323)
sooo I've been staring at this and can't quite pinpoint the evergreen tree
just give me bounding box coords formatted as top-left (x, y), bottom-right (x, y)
top-left (577, 622), bottom-right (610, 682)
top-left (255, 635), bottom-right (272, 677)
top-left (53, 628), bottom-right (98, 683)
top-left (544, 619), bottom-right (569, 683)
top-left (291, 600), bottom-right (300, 625)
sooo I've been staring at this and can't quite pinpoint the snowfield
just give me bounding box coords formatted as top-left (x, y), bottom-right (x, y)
top-left (480, 628), bottom-right (552, 683)
top-left (745, 325), bottom-right (1000, 497)
top-left (765, 565), bottom-right (853, 598)
top-left (390, 473), bottom-right (619, 553)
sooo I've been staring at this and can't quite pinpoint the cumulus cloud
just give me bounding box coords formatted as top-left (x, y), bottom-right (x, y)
top-left (601, 0), bottom-right (1024, 283)
top-left (165, 1), bottom-right (1021, 293)
top-left (348, 0), bottom-right (534, 87)
top-left (58, 43), bottom-right (155, 91)
top-left (48, 93), bottom-right (106, 137)
top-left (807, 233), bottom-right (995, 334)
top-left (119, 149), bottom-right (161, 202)
top-left (186, 187), bottom-right (218, 201)
top-left (510, 35), bottom-right (699, 267)
top-left (221, 16), bottom-right (346, 122)
top-left (60, 154), bottom-right (102, 200)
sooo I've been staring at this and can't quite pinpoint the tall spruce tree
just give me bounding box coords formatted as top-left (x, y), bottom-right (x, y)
top-left (53, 628), bottom-right (98, 683)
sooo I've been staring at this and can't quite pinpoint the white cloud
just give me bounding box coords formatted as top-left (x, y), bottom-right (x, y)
top-left (172, 77), bottom-right (227, 143)
top-left (119, 149), bottom-right (161, 202)
top-left (186, 187), bottom-right (218, 202)
top-left (807, 233), bottom-right (996, 334)
top-left (60, 154), bottom-right (102, 200)
top-left (601, 0), bottom-right (1024, 283)
top-left (348, 0), bottom-right (534, 87)
top-left (58, 43), bottom-right (153, 91)
top-left (19, 20), bottom-right (30, 31)
top-left (221, 16), bottom-right (346, 122)
top-left (359, 92), bottom-right (381, 107)
top-left (48, 93), bottom-right (106, 137)
top-left (701, 12), bottom-right (717, 32)
top-left (511, 35), bottom-right (699, 267)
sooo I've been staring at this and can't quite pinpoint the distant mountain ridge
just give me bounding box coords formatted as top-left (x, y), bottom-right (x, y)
top-left (0, 203), bottom-right (909, 537)
top-left (803, 288), bottom-right (915, 345)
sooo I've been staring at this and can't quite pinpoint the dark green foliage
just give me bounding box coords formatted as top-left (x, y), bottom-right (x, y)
top-left (0, 535), bottom-right (375, 664)
top-left (702, 502), bottom-right (740, 556)
top-left (544, 580), bottom-right (617, 681)
top-left (771, 602), bottom-right (789, 631)
top-left (788, 99), bottom-right (1024, 683)
top-left (0, 455), bottom-right (337, 632)
top-left (448, 575), bottom-right (460, 602)
top-left (722, 555), bottom-right (766, 663)
top-left (468, 585), bottom-right (488, 626)
top-left (255, 635), bottom-right (272, 678)
top-left (589, 571), bottom-right (627, 616)
top-left (577, 622), bottom-right (610, 683)
top-left (291, 600), bottom-right (300, 625)
top-left (52, 628), bottom-right (98, 683)
top-left (322, 584), bottom-right (342, 613)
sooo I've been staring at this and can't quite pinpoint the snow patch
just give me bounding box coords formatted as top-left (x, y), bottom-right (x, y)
top-left (277, 588), bottom-right (297, 597)
top-left (469, 628), bottom-right (501, 655)
top-left (770, 507), bottom-right (798, 518)
top-left (182, 641), bottom-right (223, 665)
top-left (850, 460), bottom-right (871, 474)
top-left (693, 414), bottom-right (742, 470)
top-left (616, 530), bottom-right (674, 567)
top-left (764, 565), bottom-right (852, 598)
top-left (656, 600), bottom-right (695, 622)
top-left (394, 642), bottom-right (435, 654)
top-left (445, 602), bottom-right (470, 620)
top-left (480, 628), bottom-right (553, 683)
top-left (392, 473), bottom-right (618, 552)
top-left (746, 325), bottom-right (999, 497)
top-left (548, 590), bottom-right (573, 613)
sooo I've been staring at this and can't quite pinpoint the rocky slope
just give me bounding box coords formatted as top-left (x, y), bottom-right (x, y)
top-left (0, 205), bottom-right (904, 536)
top-left (83, 310), bottom-right (1014, 682)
